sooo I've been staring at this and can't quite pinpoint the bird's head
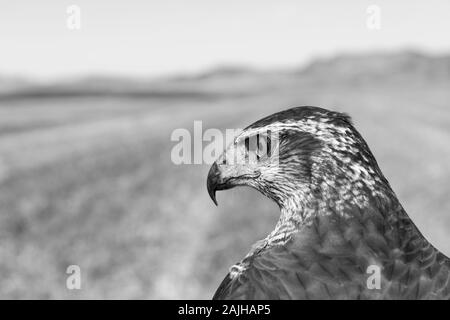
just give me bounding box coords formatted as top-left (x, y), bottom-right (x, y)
top-left (207, 106), bottom-right (391, 218)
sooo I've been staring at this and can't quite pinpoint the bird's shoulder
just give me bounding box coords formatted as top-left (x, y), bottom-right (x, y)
top-left (213, 211), bottom-right (450, 300)
top-left (213, 217), bottom-right (374, 300)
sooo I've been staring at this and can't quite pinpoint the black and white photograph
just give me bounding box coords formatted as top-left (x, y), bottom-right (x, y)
top-left (1, 0), bottom-right (450, 306)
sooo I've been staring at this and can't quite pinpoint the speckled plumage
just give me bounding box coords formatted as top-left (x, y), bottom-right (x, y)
top-left (207, 106), bottom-right (450, 300)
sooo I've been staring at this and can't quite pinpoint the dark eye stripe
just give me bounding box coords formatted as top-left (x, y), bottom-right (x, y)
top-left (256, 134), bottom-right (260, 160)
top-left (245, 137), bottom-right (250, 160)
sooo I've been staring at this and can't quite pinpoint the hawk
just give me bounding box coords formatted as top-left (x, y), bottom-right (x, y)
top-left (206, 106), bottom-right (450, 299)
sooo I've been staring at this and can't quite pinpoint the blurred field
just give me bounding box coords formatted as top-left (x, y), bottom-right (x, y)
top-left (0, 52), bottom-right (450, 299)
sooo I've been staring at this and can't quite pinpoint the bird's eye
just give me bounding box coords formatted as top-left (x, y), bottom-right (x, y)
top-left (241, 135), bottom-right (259, 162)
top-left (255, 134), bottom-right (268, 160)
top-left (238, 132), bottom-right (277, 163)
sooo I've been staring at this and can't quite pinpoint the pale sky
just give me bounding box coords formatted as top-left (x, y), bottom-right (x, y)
top-left (1, 0), bottom-right (449, 80)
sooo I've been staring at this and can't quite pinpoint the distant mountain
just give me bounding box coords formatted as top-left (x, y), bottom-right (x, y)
top-left (0, 76), bottom-right (32, 95)
top-left (0, 50), bottom-right (449, 101)
top-left (298, 51), bottom-right (450, 82)
top-left (174, 65), bottom-right (261, 81)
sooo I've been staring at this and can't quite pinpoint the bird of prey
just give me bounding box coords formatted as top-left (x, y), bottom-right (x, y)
top-left (207, 106), bottom-right (450, 300)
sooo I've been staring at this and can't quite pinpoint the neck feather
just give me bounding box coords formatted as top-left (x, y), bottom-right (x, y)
top-left (265, 166), bottom-right (399, 245)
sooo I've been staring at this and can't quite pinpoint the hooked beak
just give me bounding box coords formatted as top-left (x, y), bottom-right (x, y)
top-left (207, 162), bottom-right (221, 206)
top-left (206, 161), bottom-right (261, 206)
